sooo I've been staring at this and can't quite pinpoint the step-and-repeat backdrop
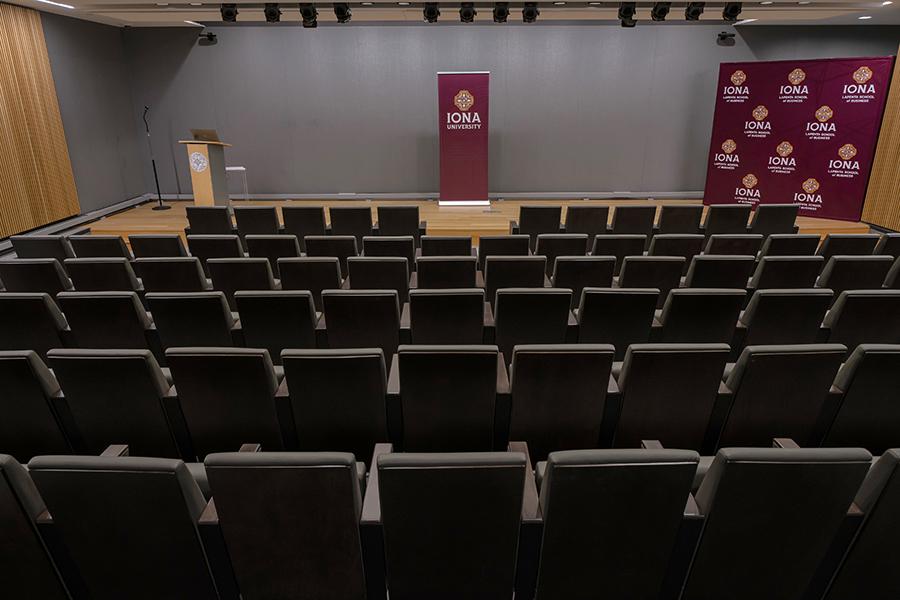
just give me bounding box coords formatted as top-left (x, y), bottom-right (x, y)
top-left (704, 56), bottom-right (894, 222)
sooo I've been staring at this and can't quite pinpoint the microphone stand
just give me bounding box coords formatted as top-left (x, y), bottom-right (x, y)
top-left (143, 106), bottom-right (171, 211)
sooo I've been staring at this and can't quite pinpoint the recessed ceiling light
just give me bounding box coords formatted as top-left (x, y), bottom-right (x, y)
top-left (190, 2), bottom-right (202, 5)
top-left (760, 1), bottom-right (773, 4)
top-left (798, 1), bottom-right (811, 4)
top-left (361, 1), bottom-right (373, 4)
top-left (398, 2), bottom-right (410, 5)
top-left (882, 1), bottom-right (893, 5)
top-left (553, 1), bottom-right (566, 5)
top-left (156, 2), bottom-right (168, 5)
top-left (34, 0), bottom-right (75, 8)
top-left (184, 19), bottom-right (204, 26)
top-left (736, 17), bottom-right (758, 23)
top-left (588, 1), bottom-right (602, 4)
top-left (858, 14), bottom-right (873, 18)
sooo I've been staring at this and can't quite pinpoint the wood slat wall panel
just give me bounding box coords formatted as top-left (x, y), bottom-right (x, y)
top-left (0, 3), bottom-right (79, 239)
top-left (861, 46), bottom-right (900, 232)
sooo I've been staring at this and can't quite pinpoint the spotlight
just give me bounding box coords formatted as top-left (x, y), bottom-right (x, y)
top-left (198, 31), bottom-right (218, 45)
top-left (685, 2), bottom-right (705, 20)
top-left (264, 3), bottom-right (281, 21)
top-left (650, 1), bottom-right (670, 20)
top-left (423, 2), bottom-right (440, 21)
top-left (220, 3), bottom-right (237, 21)
top-left (493, 2), bottom-right (509, 22)
top-left (459, 2), bottom-right (476, 22)
top-left (722, 2), bottom-right (742, 21)
top-left (333, 2), bottom-right (351, 22)
top-left (522, 2), bottom-right (539, 22)
top-left (618, 2), bottom-right (636, 26)
top-left (299, 3), bottom-right (318, 27)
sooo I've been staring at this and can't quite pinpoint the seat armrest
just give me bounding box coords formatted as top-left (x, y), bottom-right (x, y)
top-left (598, 374), bottom-right (621, 448)
top-left (566, 310), bottom-right (578, 342)
top-left (496, 353), bottom-right (511, 395)
top-left (274, 377), bottom-right (298, 450)
top-left (773, 438), bottom-right (800, 449)
top-left (400, 302), bottom-right (410, 328)
top-left (239, 443), bottom-right (262, 453)
top-left (360, 443), bottom-right (393, 600)
top-left (507, 441), bottom-right (540, 522)
top-left (100, 445), bottom-right (130, 457)
top-left (641, 440), bottom-right (664, 450)
top-left (360, 443), bottom-right (394, 525)
top-left (483, 302), bottom-right (495, 344)
top-left (199, 498), bottom-right (219, 525)
top-left (684, 494), bottom-right (700, 516)
top-left (162, 388), bottom-right (196, 462)
top-left (509, 440), bottom-right (542, 600)
top-left (315, 314), bottom-right (328, 348)
top-left (476, 270), bottom-right (485, 288)
top-left (701, 381), bottom-right (733, 454)
top-left (408, 272), bottom-right (418, 289)
top-left (230, 321), bottom-right (244, 347)
top-left (197, 499), bottom-right (241, 600)
top-left (387, 356), bottom-right (400, 396)
top-left (510, 220), bottom-right (519, 234)
top-left (493, 354), bottom-right (512, 449)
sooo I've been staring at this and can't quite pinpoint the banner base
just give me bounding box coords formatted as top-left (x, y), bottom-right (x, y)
top-left (438, 200), bottom-right (490, 207)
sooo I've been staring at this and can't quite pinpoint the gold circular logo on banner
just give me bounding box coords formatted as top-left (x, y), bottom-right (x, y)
top-left (853, 66), bottom-right (873, 84)
top-left (453, 90), bottom-right (475, 112)
top-left (838, 144), bottom-right (858, 160)
top-left (802, 178), bottom-right (820, 194)
top-left (752, 105), bottom-right (769, 121)
top-left (731, 70), bottom-right (747, 85)
top-left (788, 68), bottom-right (806, 85)
top-left (815, 105), bottom-right (834, 122)
top-left (776, 141), bottom-right (794, 157)
top-left (742, 173), bottom-right (759, 189)
top-left (721, 139), bottom-right (737, 154)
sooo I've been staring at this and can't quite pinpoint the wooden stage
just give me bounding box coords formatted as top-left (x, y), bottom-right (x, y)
top-left (89, 198), bottom-right (872, 242)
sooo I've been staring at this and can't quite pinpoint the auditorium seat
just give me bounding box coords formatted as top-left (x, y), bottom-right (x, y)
top-left (166, 347), bottom-right (284, 457)
top-left (185, 205), bottom-right (237, 235)
top-left (512, 205), bottom-right (562, 251)
top-left (235, 291), bottom-right (318, 362)
top-left (758, 233), bottom-right (821, 258)
top-left (134, 257), bottom-right (211, 292)
top-left (329, 206), bottom-right (374, 247)
top-left (700, 203), bottom-right (751, 236)
top-left (413, 256), bottom-right (478, 289)
top-left (550, 256), bottom-right (615, 308)
top-left (56, 292), bottom-right (154, 351)
top-left (534, 449), bottom-right (698, 600)
top-left (477, 235), bottom-right (530, 272)
top-left (47, 349), bottom-right (184, 458)
top-left (245, 234), bottom-right (301, 277)
top-left (590, 234), bottom-right (646, 276)
top-left (146, 292), bottom-right (239, 348)
top-left (322, 290), bottom-right (401, 368)
top-left (617, 256), bottom-right (684, 308)
top-left (280, 348), bottom-right (388, 459)
top-left (494, 288), bottom-right (572, 361)
top-left (703, 233), bottom-right (764, 256)
top-left (823, 290), bottom-right (900, 352)
top-left (508, 344), bottom-right (614, 461)
top-left (70, 235), bottom-right (133, 260)
top-left (609, 205), bottom-right (656, 237)
top-left (563, 205), bottom-right (609, 241)
top-left (655, 204), bottom-right (703, 234)
top-left (277, 256), bottom-right (342, 311)
top-left (716, 344), bottom-right (846, 447)
top-left (347, 256), bottom-right (410, 302)
top-left (614, 343), bottom-right (730, 450)
top-left (648, 234), bottom-right (704, 274)
top-left (128, 234), bottom-right (189, 258)
top-left (377, 205), bottom-right (426, 244)
top-left (683, 255), bottom-right (756, 288)
top-left (208, 257), bottom-right (278, 310)
top-left (748, 255), bottom-right (824, 290)
top-left (885, 258), bottom-right (900, 289)
top-left (420, 235), bottom-right (473, 257)
top-left (281, 205), bottom-right (327, 252)
top-left (10, 235), bottom-right (75, 263)
top-left (373, 451), bottom-right (525, 599)
top-left (734, 289), bottom-right (833, 351)
top-left (680, 447), bottom-right (871, 600)
top-left (0, 455), bottom-right (71, 599)
top-left (0, 259), bottom-right (73, 295)
top-left (0, 293), bottom-right (69, 359)
top-left (817, 233), bottom-right (881, 261)
top-left (28, 455), bottom-right (221, 600)
top-left (233, 205), bottom-right (282, 238)
top-left (0, 351), bottom-right (72, 461)
top-left (748, 203), bottom-right (800, 235)
top-left (653, 288), bottom-right (744, 344)
top-left (874, 232), bottom-right (900, 259)
top-left (362, 235), bottom-right (416, 271)
top-left (304, 235), bottom-right (358, 278)
top-left (406, 288), bottom-right (487, 345)
top-left (535, 234), bottom-right (589, 277)
top-left (64, 257), bottom-right (143, 293)
top-left (576, 288), bottom-right (658, 359)
top-left (816, 255), bottom-right (894, 302)
top-left (203, 451), bottom-right (367, 599)
top-left (186, 234), bottom-right (244, 277)
top-left (484, 255), bottom-right (547, 308)
top-left (821, 345), bottom-right (900, 453)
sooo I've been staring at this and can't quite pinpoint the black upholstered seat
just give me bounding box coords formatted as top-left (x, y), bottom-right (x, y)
top-left (407, 288), bottom-right (486, 345)
top-left (281, 205), bottom-right (327, 252)
top-left (64, 257), bottom-right (142, 293)
top-left (146, 292), bottom-right (238, 348)
top-left (576, 287), bottom-right (658, 359)
top-left (817, 233), bottom-right (881, 262)
top-left (703, 233), bottom-right (763, 256)
top-left (736, 289), bottom-right (833, 350)
top-left (748, 203), bottom-right (799, 235)
top-left (648, 234), bottom-right (704, 274)
top-left (874, 233), bottom-right (900, 259)
top-left (420, 235), bottom-right (473, 257)
top-left (10, 235), bottom-right (75, 263)
top-left (234, 205), bottom-right (282, 238)
top-left (700, 203), bottom-right (751, 236)
top-left (535, 234), bottom-right (589, 276)
top-left (757, 233), bottom-right (821, 258)
top-left (414, 256), bottom-right (477, 289)
top-left (484, 255), bottom-right (547, 308)
top-left (186, 234), bottom-right (244, 277)
top-left (654, 288), bottom-right (744, 344)
top-left (748, 255), bottom-right (824, 290)
top-left (328, 206), bottom-right (374, 247)
top-left (823, 290), bottom-right (900, 353)
top-left (245, 234), bottom-right (301, 277)
top-left (514, 205), bottom-right (562, 251)
top-left (134, 257), bottom-right (211, 292)
top-left (208, 257), bottom-right (278, 310)
top-left (656, 204), bottom-right (702, 234)
top-left (322, 289), bottom-right (401, 368)
top-left (235, 291), bottom-right (318, 362)
top-left (185, 205), bottom-right (237, 235)
top-left (304, 235), bottom-right (358, 278)
top-left (0, 259), bottom-right (73, 295)
top-left (478, 235), bottom-right (531, 272)
top-left (564, 205), bottom-right (610, 240)
top-left (590, 234), bottom-right (646, 276)
top-left (816, 255), bottom-right (894, 302)
top-left (363, 235), bottom-right (416, 271)
top-left (128, 234), bottom-right (188, 258)
top-left (56, 291), bottom-right (153, 351)
top-left (0, 293), bottom-right (69, 359)
top-left (377, 205), bottom-right (425, 244)
top-left (347, 256), bottom-right (410, 302)
top-left (494, 288), bottom-right (572, 361)
top-left (550, 256), bottom-right (615, 308)
top-left (609, 205), bottom-right (655, 237)
top-left (617, 256), bottom-right (684, 308)
top-left (278, 256), bottom-right (342, 311)
top-left (683, 255), bottom-right (755, 288)
top-left (70, 235), bottom-right (133, 260)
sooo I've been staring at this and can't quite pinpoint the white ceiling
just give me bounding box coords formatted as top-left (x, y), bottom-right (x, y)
top-left (13, 0), bottom-right (900, 28)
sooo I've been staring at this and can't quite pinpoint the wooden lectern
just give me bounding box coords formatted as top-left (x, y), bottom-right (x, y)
top-left (178, 139), bottom-right (232, 206)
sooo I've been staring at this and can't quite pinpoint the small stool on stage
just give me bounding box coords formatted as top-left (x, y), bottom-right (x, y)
top-left (226, 166), bottom-right (249, 200)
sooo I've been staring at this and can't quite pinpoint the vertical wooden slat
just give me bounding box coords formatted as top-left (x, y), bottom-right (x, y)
top-left (0, 3), bottom-right (79, 238)
top-left (861, 47), bottom-right (900, 231)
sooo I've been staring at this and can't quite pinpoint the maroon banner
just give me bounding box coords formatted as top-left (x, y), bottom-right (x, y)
top-left (704, 56), bottom-right (894, 221)
top-left (438, 72), bottom-right (490, 205)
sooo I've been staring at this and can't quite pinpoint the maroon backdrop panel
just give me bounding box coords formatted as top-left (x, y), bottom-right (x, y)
top-left (704, 56), bottom-right (894, 222)
top-left (438, 71), bottom-right (490, 203)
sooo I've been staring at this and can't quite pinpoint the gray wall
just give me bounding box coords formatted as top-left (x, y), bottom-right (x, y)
top-left (42, 13), bottom-right (145, 212)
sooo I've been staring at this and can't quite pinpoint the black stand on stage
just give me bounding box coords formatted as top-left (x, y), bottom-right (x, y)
top-left (143, 106), bottom-right (171, 211)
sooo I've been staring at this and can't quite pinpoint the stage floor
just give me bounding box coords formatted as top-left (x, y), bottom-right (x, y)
top-left (89, 198), bottom-right (872, 242)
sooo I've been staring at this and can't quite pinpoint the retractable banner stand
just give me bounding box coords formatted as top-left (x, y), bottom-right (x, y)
top-left (438, 71), bottom-right (490, 206)
top-left (704, 56), bottom-right (894, 221)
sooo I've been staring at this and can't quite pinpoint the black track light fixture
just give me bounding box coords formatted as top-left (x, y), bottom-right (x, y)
top-left (459, 2), bottom-right (476, 22)
top-left (220, 3), bottom-right (238, 21)
top-left (650, 2), bottom-right (670, 21)
top-left (522, 2), bottom-right (539, 22)
top-left (618, 2), bottom-right (636, 27)
top-left (264, 3), bottom-right (281, 21)
top-left (722, 2), bottom-right (742, 21)
top-left (333, 2), bottom-right (351, 22)
top-left (493, 2), bottom-right (509, 22)
top-left (299, 3), bottom-right (318, 27)
top-left (423, 2), bottom-right (440, 22)
top-left (685, 2), bottom-right (705, 20)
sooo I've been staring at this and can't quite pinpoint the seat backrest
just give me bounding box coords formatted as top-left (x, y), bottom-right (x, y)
top-left (564, 205), bottom-right (609, 239)
top-left (233, 205), bottom-right (280, 236)
top-left (146, 292), bottom-right (235, 349)
top-left (518, 205), bottom-right (562, 250)
top-left (657, 288), bottom-right (745, 344)
top-left (875, 233), bottom-right (900, 259)
top-left (208, 257), bottom-right (277, 310)
top-left (748, 203), bottom-right (799, 235)
top-left (739, 288), bottom-right (833, 348)
top-left (758, 233), bottom-right (821, 257)
top-left (56, 291), bottom-right (150, 349)
top-left (397, 345), bottom-right (499, 451)
top-left (282, 349), bottom-right (388, 459)
top-left (610, 205), bottom-right (656, 236)
top-left (683, 447), bottom-right (871, 600)
top-left (494, 288), bottom-right (572, 361)
top-left (234, 291), bottom-right (317, 362)
top-left (618, 256), bottom-right (685, 307)
top-left (478, 235), bottom-right (530, 272)
top-left (656, 204), bottom-right (703, 234)
top-left (0, 259), bottom-right (72, 295)
top-left (409, 288), bottom-right (485, 345)
top-left (64, 258), bottom-right (141, 292)
top-left (648, 234), bottom-right (704, 274)
top-left (824, 290), bottom-right (900, 353)
top-left (0, 455), bottom-right (70, 599)
top-left (303, 235), bottom-right (358, 278)
top-left (509, 344), bottom-right (614, 461)
top-left (10, 235), bottom-right (75, 263)
top-left (347, 256), bottom-right (410, 302)
top-left (377, 205), bottom-right (420, 239)
top-left (328, 206), bottom-right (373, 245)
top-left (0, 351), bottom-right (70, 461)
top-left (824, 345), bottom-right (900, 453)
top-left (749, 255), bottom-right (824, 289)
top-left (128, 234), bottom-right (188, 258)
top-left (817, 233), bottom-right (881, 261)
top-left (29, 455), bottom-right (218, 600)
top-left (204, 451), bottom-right (366, 599)
top-left (134, 257), bottom-right (208, 292)
top-left (551, 256), bottom-right (615, 308)
top-left (185, 205), bottom-right (234, 234)
top-left (47, 349), bottom-right (178, 457)
top-left (590, 234), bottom-right (646, 276)
top-left (415, 256), bottom-right (477, 289)
top-left (165, 347), bottom-right (282, 457)
top-left (186, 234), bottom-right (244, 277)
top-left (684, 254), bottom-right (756, 288)
top-left (885, 257), bottom-right (900, 289)
top-left (484, 255), bottom-right (546, 308)
top-left (377, 452), bottom-right (525, 600)
top-left (281, 205), bottom-right (326, 251)
top-left (718, 344), bottom-right (847, 447)
top-left (277, 256), bottom-right (342, 311)
top-left (420, 235), bottom-right (472, 257)
top-left (577, 288), bottom-right (658, 360)
top-left (536, 449), bottom-right (699, 600)
top-left (70, 235), bottom-right (133, 260)
top-left (363, 235), bottom-right (416, 274)
top-left (535, 234), bottom-right (589, 276)
top-left (702, 203), bottom-right (752, 235)
top-left (704, 233), bottom-right (764, 256)
top-left (322, 290), bottom-right (401, 368)
top-left (0, 293), bottom-right (68, 359)
top-left (817, 255), bottom-right (894, 298)
top-left (245, 234), bottom-right (301, 277)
